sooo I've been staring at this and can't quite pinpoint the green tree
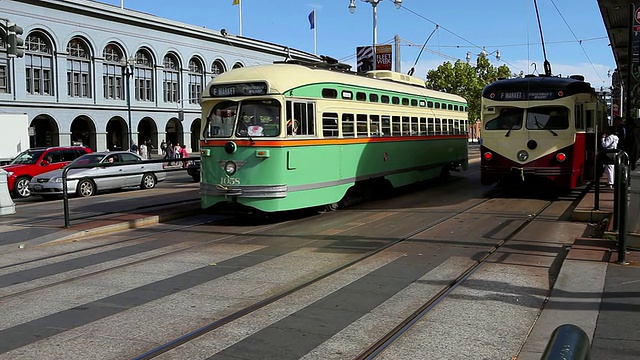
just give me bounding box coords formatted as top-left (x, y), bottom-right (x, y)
top-left (425, 55), bottom-right (511, 123)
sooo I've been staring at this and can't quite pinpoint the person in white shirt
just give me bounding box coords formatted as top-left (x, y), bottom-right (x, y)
top-left (601, 127), bottom-right (619, 188)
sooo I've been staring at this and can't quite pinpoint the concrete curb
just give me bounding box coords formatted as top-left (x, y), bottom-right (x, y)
top-left (517, 259), bottom-right (607, 360)
top-left (38, 205), bottom-right (203, 246)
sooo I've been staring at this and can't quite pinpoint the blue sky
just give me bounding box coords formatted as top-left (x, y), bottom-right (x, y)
top-left (100, 0), bottom-right (615, 89)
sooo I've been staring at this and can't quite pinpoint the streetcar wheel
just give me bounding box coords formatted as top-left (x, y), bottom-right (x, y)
top-left (13, 177), bottom-right (31, 198)
top-left (76, 179), bottom-right (95, 197)
top-left (140, 173), bottom-right (157, 189)
top-left (323, 203), bottom-right (339, 212)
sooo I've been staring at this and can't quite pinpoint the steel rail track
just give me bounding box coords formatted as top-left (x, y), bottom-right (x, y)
top-left (354, 200), bottom-right (554, 360)
top-left (131, 196), bottom-right (501, 360)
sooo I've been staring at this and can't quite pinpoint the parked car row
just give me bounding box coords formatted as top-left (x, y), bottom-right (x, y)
top-left (29, 151), bottom-right (166, 198)
top-left (1, 146), bottom-right (172, 199)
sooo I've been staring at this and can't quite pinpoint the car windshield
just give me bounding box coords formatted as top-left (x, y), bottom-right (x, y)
top-left (9, 150), bottom-right (45, 165)
top-left (69, 153), bottom-right (106, 166)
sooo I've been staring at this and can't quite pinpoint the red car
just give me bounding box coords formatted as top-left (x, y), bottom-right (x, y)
top-left (2, 146), bottom-right (92, 198)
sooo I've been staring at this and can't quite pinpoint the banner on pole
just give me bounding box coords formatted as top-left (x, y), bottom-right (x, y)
top-left (356, 45), bottom-right (392, 72)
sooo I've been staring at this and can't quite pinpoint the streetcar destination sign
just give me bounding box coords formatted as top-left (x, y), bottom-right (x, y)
top-left (210, 82), bottom-right (268, 97)
top-left (496, 90), bottom-right (556, 100)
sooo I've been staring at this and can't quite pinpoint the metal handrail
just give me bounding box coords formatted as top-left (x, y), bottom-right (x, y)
top-left (60, 156), bottom-right (200, 228)
top-left (540, 324), bottom-right (590, 360)
top-left (593, 148), bottom-right (629, 265)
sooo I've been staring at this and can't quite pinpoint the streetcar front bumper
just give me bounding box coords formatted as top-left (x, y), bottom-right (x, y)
top-left (201, 183), bottom-right (288, 198)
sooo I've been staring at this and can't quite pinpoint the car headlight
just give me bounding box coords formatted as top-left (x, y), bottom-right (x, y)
top-left (6, 171), bottom-right (13, 176)
top-left (51, 177), bottom-right (63, 183)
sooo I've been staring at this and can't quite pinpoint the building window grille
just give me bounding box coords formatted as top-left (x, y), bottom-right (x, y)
top-left (25, 33), bottom-right (54, 96)
top-left (134, 50), bottom-right (154, 102)
top-left (103, 44), bottom-right (124, 100)
top-left (163, 54), bottom-right (180, 103)
top-left (188, 59), bottom-right (203, 104)
top-left (66, 38), bottom-right (92, 98)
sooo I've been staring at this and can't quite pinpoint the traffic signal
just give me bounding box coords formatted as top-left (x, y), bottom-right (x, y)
top-left (7, 23), bottom-right (25, 58)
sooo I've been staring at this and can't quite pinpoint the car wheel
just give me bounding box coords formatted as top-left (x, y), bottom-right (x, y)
top-left (13, 177), bottom-right (31, 198)
top-left (76, 179), bottom-right (95, 197)
top-left (141, 173), bottom-right (157, 189)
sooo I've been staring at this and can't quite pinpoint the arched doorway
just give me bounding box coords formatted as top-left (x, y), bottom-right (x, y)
top-left (190, 118), bottom-right (201, 152)
top-left (137, 117), bottom-right (158, 153)
top-left (30, 115), bottom-right (59, 148)
top-left (165, 118), bottom-right (183, 147)
top-left (106, 117), bottom-right (128, 151)
top-left (70, 116), bottom-right (97, 151)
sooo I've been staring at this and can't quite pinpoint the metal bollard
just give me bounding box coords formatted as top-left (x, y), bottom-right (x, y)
top-left (0, 169), bottom-right (16, 215)
top-left (540, 324), bottom-right (591, 360)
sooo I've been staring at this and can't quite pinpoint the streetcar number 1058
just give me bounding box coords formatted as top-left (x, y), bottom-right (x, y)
top-left (220, 177), bottom-right (240, 185)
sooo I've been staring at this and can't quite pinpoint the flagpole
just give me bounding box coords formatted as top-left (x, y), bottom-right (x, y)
top-left (313, 10), bottom-right (317, 55)
top-left (239, 0), bottom-right (243, 36)
top-left (120, 0), bottom-right (124, 9)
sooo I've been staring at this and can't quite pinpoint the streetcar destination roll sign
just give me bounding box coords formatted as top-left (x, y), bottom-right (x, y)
top-left (496, 90), bottom-right (556, 100)
top-left (210, 82), bottom-right (268, 97)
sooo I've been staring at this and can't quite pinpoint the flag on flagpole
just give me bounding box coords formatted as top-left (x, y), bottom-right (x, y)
top-left (308, 10), bottom-right (315, 30)
top-left (232, 0), bottom-right (240, 5)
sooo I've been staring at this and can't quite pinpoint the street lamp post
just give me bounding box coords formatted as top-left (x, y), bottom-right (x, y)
top-left (466, 47), bottom-right (501, 63)
top-left (121, 58), bottom-right (135, 151)
top-left (348, 0), bottom-right (402, 71)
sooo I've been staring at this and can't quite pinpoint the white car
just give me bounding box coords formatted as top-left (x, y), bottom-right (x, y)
top-left (29, 151), bottom-right (166, 198)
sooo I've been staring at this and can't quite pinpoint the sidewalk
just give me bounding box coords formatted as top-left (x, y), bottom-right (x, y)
top-left (519, 183), bottom-right (640, 359)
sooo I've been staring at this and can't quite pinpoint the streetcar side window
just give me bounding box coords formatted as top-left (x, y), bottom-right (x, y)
top-left (322, 88), bottom-right (338, 99)
top-left (369, 94), bottom-right (379, 102)
top-left (356, 114), bottom-right (368, 137)
top-left (381, 115), bottom-right (391, 136)
top-left (526, 106), bottom-right (569, 130)
top-left (370, 115), bottom-right (381, 136)
top-left (342, 114), bottom-right (355, 137)
top-left (435, 118), bottom-right (442, 134)
top-left (392, 116), bottom-right (401, 135)
top-left (322, 112), bottom-right (339, 138)
top-left (411, 117), bottom-right (419, 135)
top-left (427, 118), bottom-right (435, 135)
top-left (285, 100), bottom-right (315, 136)
top-left (419, 117), bottom-right (426, 135)
top-left (356, 92), bottom-right (367, 101)
top-left (484, 108), bottom-right (523, 130)
top-left (402, 116), bottom-right (410, 135)
top-left (575, 104), bottom-right (585, 131)
top-left (381, 95), bottom-right (390, 103)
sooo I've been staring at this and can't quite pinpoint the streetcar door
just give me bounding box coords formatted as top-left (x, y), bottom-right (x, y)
top-left (583, 103), bottom-right (597, 181)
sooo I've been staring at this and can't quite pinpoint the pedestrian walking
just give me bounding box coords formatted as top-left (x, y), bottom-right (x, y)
top-left (138, 141), bottom-right (148, 159)
top-left (160, 140), bottom-right (167, 155)
top-left (601, 126), bottom-right (619, 189)
top-left (180, 144), bottom-right (189, 168)
top-left (165, 142), bottom-right (174, 165)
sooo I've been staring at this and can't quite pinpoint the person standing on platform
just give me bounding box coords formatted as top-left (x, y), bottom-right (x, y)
top-left (601, 126), bottom-right (619, 189)
top-left (138, 141), bottom-right (148, 159)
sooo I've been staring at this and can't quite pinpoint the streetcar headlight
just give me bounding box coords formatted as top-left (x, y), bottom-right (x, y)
top-left (483, 152), bottom-right (493, 161)
top-left (517, 150), bottom-right (529, 162)
top-left (224, 161), bottom-right (237, 175)
top-left (556, 153), bottom-right (567, 162)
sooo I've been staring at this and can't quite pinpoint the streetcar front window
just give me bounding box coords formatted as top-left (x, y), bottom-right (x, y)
top-left (526, 106), bottom-right (569, 130)
top-left (235, 99), bottom-right (281, 137)
top-left (484, 107), bottom-right (523, 130)
top-left (204, 101), bottom-right (238, 138)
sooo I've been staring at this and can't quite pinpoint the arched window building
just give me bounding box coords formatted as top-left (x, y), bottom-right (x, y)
top-left (0, 0), bottom-right (317, 158)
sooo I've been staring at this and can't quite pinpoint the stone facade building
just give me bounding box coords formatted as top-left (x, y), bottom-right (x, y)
top-left (0, 0), bottom-right (317, 154)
